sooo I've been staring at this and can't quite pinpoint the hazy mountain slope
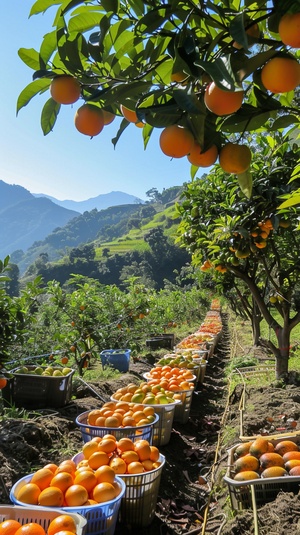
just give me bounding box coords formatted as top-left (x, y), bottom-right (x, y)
top-left (0, 197), bottom-right (79, 257)
top-left (0, 180), bottom-right (33, 212)
top-left (33, 191), bottom-right (144, 213)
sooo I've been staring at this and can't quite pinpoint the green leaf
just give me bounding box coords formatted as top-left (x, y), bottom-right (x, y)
top-left (40, 31), bottom-right (58, 66)
top-left (41, 98), bottom-right (61, 135)
top-left (68, 12), bottom-right (104, 33)
top-left (29, 0), bottom-right (63, 16)
top-left (236, 49), bottom-right (278, 81)
top-left (18, 48), bottom-right (41, 70)
top-left (142, 123), bottom-right (154, 149)
top-left (278, 195), bottom-right (300, 209)
top-left (135, 7), bottom-right (173, 35)
top-left (194, 55), bottom-right (239, 90)
top-left (17, 79), bottom-right (51, 114)
top-left (271, 115), bottom-right (300, 131)
top-left (237, 169), bottom-right (252, 198)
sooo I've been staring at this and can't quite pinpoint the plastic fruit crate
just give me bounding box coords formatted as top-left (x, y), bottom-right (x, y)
top-left (2, 366), bottom-right (75, 409)
top-left (224, 434), bottom-right (300, 511)
top-left (73, 452), bottom-right (165, 528)
top-left (10, 475), bottom-right (126, 535)
top-left (100, 349), bottom-right (131, 373)
top-left (111, 396), bottom-right (180, 446)
top-left (0, 505), bottom-right (86, 535)
top-left (76, 410), bottom-right (159, 443)
top-left (173, 389), bottom-right (194, 424)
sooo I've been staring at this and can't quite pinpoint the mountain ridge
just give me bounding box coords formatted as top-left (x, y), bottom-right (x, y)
top-left (33, 191), bottom-right (144, 213)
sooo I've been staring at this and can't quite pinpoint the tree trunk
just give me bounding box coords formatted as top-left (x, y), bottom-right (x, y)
top-left (251, 300), bottom-right (261, 346)
top-left (274, 325), bottom-right (290, 380)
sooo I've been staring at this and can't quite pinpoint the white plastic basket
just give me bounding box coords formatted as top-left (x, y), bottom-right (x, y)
top-left (0, 505), bottom-right (86, 535)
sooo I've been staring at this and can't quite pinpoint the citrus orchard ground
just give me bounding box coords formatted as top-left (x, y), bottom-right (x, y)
top-left (1, 315), bottom-right (300, 534)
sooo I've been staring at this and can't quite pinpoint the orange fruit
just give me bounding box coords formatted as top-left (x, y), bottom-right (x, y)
top-left (74, 104), bottom-right (104, 136)
top-left (233, 22), bottom-right (260, 49)
top-left (104, 416), bottom-right (120, 428)
top-left (102, 110), bottom-right (115, 125)
top-left (47, 515), bottom-right (77, 535)
top-left (109, 457), bottom-right (127, 474)
top-left (219, 143), bottom-right (252, 174)
top-left (234, 454), bottom-right (259, 473)
top-left (15, 525), bottom-right (45, 535)
top-left (64, 485), bottom-right (89, 507)
top-left (142, 459), bottom-right (154, 471)
top-left (50, 76), bottom-right (81, 105)
top-left (134, 440), bottom-right (151, 461)
top-left (285, 459), bottom-right (300, 472)
top-left (127, 461), bottom-right (144, 474)
top-left (204, 82), bottom-right (244, 116)
top-left (43, 463), bottom-right (58, 474)
top-left (120, 105), bottom-right (144, 127)
top-left (122, 416), bottom-right (136, 427)
top-left (73, 470), bottom-right (97, 493)
top-left (38, 486), bottom-right (64, 507)
top-left (121, 450), bottom-right (140, 464)
top-left (249, 437), bottom-right (269, 458)
top-left (149, 446), bottom-right (160, 462)
top-left (82, 441), bottom-right (100, 459)
top-left (94, 465), bottom-right (116, 484)
top-left (0, 378), bottom-right (7, 390)
top-left (171, 72), bottom-right (189, 83)
top-left (261, 56), bottom-right (300, 94)
top-left (98, 438), bottom-right (116, 454)
top-left (275, 440), bottom-right (299, 456)
top-left (279, 12), bottom-right (300, 49)
top-left (261, 466), bottom-right (287, 478)
top-left (234, 470), bottom-right (260, 481)
top-left (117, 438), bottom-right (135, 452)
top-left (87, 410), bottom-right (103, 426)
top-left (159, 125), bottom-right (194, 158)
top-left (88, 451), bottom-right (110, 470)
top-left (16, 483), bottom-right (41, 505)
top-left (259, 452), bottom-right (285, 470)
top-left (289, 465), bottom-right (300, 476)
top-left (0, 520), bottom-right (22, 535)
top-left (31, 468), bottom-right (54, 490)
top-left (282, 451), bottom-right (300, 463)
top-left (48, 531), bottom-right (75, 535)
top-left (187, 143), bottom-right (218, 167)
top-left (50, 471), bottom-right (74, 492)
top-left (92, 482), bottom-right (116, 503)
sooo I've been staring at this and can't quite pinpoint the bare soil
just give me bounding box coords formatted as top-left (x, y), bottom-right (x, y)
top-left (1, 313), bottom-right (300, 534)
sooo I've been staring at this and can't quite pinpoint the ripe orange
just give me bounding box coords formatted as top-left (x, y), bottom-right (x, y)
top-left (92, 482), bottom-right (116, 503)
top-left (117, 438), bottom-right (135, 452)
top-left (259, 452), bottom-right (284, 469)
top-left (187, 143), bottom-right (218, 167)
top-left (121, 450), bottom-right (140, 464)
top-left (104, 415), bottom-right (120, 428)
top-left (234, 470), bottom-right (259, 481)
top-left (31, 468), bottom-right (54, 490)
top-left (134, 440), bottom-right (151, 461)
top-left (0, 520), bottom-right (22, 535)
top-left (249, 437), bottom-right (269, 458)
top-left (43, 463), bottom-right (58, 474)
top-left (204, 82), bottom-right (244, 116)
top-left (50, 471), bottom-right (74, 492)
top-left (64, 484), bottom-right (89, 507)
top-left (285, 459), bottom-right (300, 472)
top-left (261, 466), bottom-right (287, 478)
top-left (109, 457), bottom-right (127, 474)
top-left (120, 105), bottom-right (144, 127)
top-left (73, 470), bottom-right (97, 493)
top-left (98, 438), bottom-right (116, 454)
top-left (127, 461), bottom-right (144, 474)
top-left (74, 104), bottom-right (105, 136)
top-left (61, 356), bottom-right (69, 365)
top-left (219, 143), bottom-right (252, 174)
top-left (47, 515), bottom-right (77, 535)
top-left (234, 455), bottom-right (259, 473)
top-left (16, 483), bottom-right (41, 505)
top-left (0, 377), bottom-right (7, 390)
top-left (159, 125), bottom-right (194, 158)
top-left (38, 486), bottom-right (64, 507)
top-left (279, 12), bottom-right (300, 49)
top-left (261, 56), bottom-right (300, 94)
top-left (87, 410), bottom-right (103, 425)
top-left (82, 441), bottom-right (100, 459)
top-left (14, 524), bottom-right (46, 535)
top-left (88, 451), bottom-right (110, 470)
top-left (149, 446), bottom-right (160, 462)
top-left (102, 110), bottom-right (115, 125)
top-left (282, 451), bottom-right (300, 463)
top-left (274, 440), bottom-right (299, 456)
top-left (289, 465), bottom-right (300, 476)
top-left (50, 76), bottom-right (81, 105)
top-left (94, 465), bottom-right (116, 484)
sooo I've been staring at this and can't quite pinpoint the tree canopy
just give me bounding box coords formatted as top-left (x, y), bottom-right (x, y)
top-left (18, 0), bottom-right (300, 193)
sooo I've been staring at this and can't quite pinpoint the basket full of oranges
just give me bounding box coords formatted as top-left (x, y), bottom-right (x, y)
top-left (76, 401), bottom-right (159, 444)
top-left (9, 456), bottom-right (126, 535)
top-left (0, 507), bottom-right (86, 535)
top-left (224, 434), bottom-right (300, 511)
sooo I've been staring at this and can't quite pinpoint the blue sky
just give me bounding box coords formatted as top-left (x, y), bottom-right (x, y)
top-left (0, 1), bottom-right (203, 202)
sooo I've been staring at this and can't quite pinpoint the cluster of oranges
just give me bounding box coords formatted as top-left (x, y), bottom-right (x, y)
top-left (144, 366), bottom-right (195, 392)
top-left (155, 354), bottom-right (201, 367)
top-left (86, 401), bottom-right (156, 428)
top-left (0, 514), bottom-right (78, 535)
top-left (15, 455), bottom-right (123, 508)
top-left (233, 437), bottom-right (300, 481)
top-left (77, 436), bottom-right (161, 475)
top-left (176, 309), bottom-right (221, 351)
top-left (111, 382), bottom-right (179, 405)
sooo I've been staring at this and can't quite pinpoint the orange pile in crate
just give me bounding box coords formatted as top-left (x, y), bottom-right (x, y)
top-left (0, 512), bottom-right (85, 535)
top-left (86, 401), bottom-right (156, 428)
top-left (143, 366), bottom-right (195, 391)
top-left (232, 436), bottom-right (300, 480)
top-left (112, 382), bottom-right (180, 405)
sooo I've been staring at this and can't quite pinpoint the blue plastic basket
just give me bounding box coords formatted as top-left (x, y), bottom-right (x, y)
top-left (10, 474), bottom-right (126, 535)
top-left (100, 349), bottom-right (131, 373)
top-left (76, 410), bottom-right (159, 443)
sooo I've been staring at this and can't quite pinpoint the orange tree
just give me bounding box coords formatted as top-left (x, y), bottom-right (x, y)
top-left (18, 0), bottom-right (300, 193)
top-left (177, 133), bottom-right (300, 379)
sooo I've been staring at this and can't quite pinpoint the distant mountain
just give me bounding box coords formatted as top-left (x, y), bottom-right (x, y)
top-left (0, 180), bottom-right (79, 258)
top-left (33, 191), bottom-right (144, 213)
